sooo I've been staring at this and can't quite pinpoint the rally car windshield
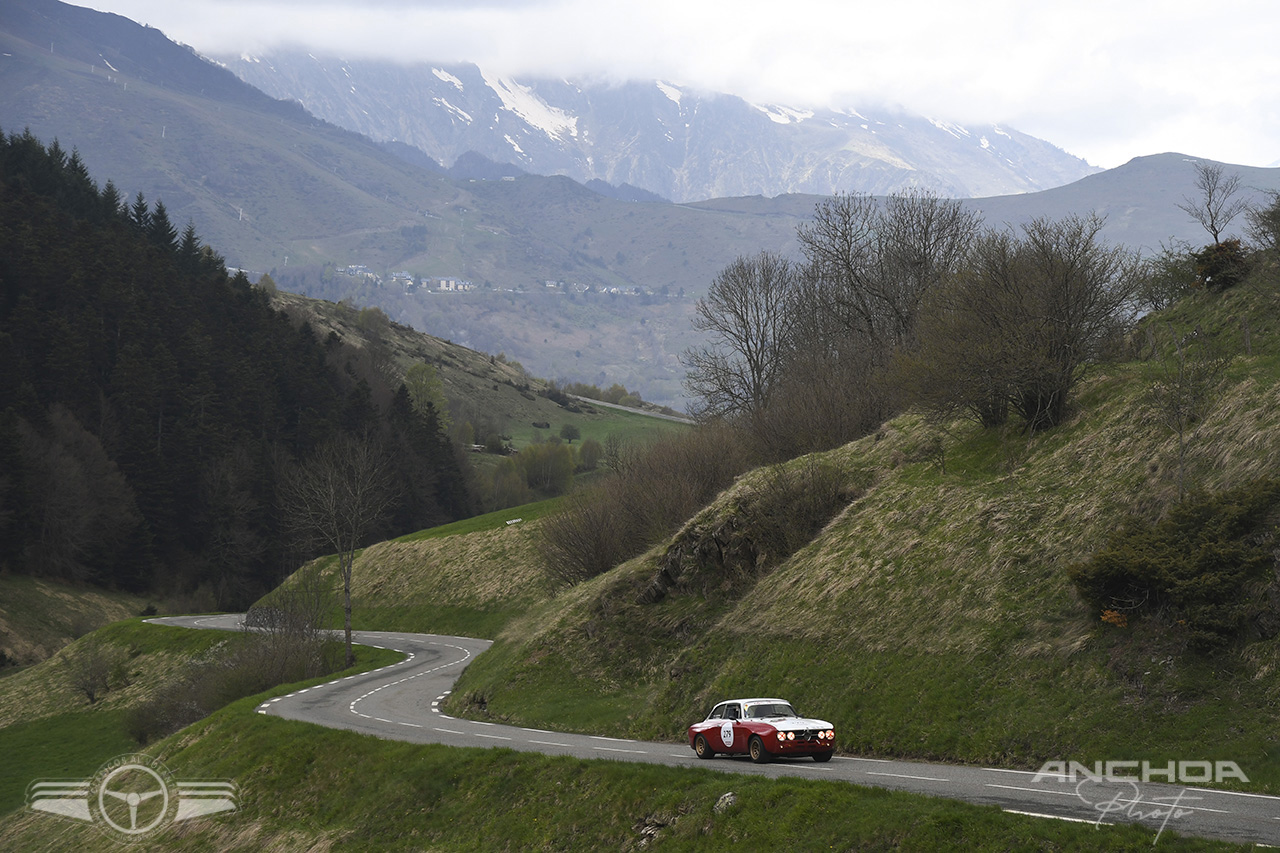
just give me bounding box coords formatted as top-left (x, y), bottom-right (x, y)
top-left (746, 703), bottom-right (796, 718)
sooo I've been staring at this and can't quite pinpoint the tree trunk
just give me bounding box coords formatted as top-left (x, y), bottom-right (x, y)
top-left (342, 552), bottom-right (354, 667)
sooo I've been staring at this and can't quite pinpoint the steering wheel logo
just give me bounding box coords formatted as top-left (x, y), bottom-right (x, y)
top-left (87, 754), bottom-right (179, 841)
top-left (29, 752), bottom-right (237, 841)
top-left (95, 761), bottom-right (172, 836)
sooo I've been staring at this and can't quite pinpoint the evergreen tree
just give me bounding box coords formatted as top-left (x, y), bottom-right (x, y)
top-left (149, 200), bottom-right (178, 251)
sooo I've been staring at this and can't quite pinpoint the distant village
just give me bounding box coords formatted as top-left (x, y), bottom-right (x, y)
top-left (336, 265), bottom-right (671, 299)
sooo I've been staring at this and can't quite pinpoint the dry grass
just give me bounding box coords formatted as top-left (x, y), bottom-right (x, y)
top-left (483, 341), bottom-right (1280, 671)
top-left (0, 631), bottom-right (222, 729)
top-left (0, 577), bottom-right (146, 667)
top-left (281, 519), bottom-right (556, 621)
top-left (351, 523), bottom-right (554, 608)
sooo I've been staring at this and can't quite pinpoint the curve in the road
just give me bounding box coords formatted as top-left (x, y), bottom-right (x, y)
top-left (149, 615), bottom-right (1280, 847)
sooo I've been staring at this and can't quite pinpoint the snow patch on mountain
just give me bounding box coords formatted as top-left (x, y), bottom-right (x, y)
top-left (434, 97), bottom-right (472, 124)
top-left (656, 81), bottom-right (682, 105)
top-left (929, 119), bottom-right (971, 140)
top-left (753, 104), bottom-right (815, 125)
top-left (481, 71), bottom-right (578, 141)
top-left (432, 68), bottom-right (464, 90)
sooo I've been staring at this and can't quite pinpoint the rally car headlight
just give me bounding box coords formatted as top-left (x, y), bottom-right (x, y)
top-left (786, 732), bottom-right (795, 740)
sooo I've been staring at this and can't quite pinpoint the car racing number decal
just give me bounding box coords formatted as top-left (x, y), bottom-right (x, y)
top-left (720, 720), bottom-right (734, 748)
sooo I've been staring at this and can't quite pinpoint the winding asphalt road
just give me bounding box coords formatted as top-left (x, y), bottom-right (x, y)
top-left (149, 615), bottom-right (1280, 847)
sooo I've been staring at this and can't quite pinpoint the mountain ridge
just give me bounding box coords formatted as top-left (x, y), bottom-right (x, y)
top-left (218, 52), bottom-right (1101, 204)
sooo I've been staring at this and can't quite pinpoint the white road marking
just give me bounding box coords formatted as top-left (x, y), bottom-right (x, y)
top-left (866, 771), bottom-right (949, 783)
top-left (986, 784), bottom-right (1080, 797)
top-left (985, 783), bottom-right (1230, 813)
top-left (1187, 787), bottom-right (1280, 802)
top-left (594, 746), bottom-right (647, 754)
top-left (1005, 809), bottom-right (1103, 825)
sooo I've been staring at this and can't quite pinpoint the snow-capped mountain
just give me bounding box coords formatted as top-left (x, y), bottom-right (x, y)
top-left (218, 54), bottom-right (1098, 202)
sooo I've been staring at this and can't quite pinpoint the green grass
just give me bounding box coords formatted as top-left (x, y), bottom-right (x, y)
top-left (346, 603), bottom-right (525, 638)
top-left (0, 618), bottom-right (404, 817)
top-left (503, 402), bottom-right (690, 453)
top-left (0, 702), bottom-right (1248, 851)
top-left (393, 496), bottom-right (564, 542)
top-left (0, 709), bottom-right (136, 815)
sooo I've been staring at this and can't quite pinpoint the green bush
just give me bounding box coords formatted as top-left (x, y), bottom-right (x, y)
top-left (1192, 239), bottom-right (1252, 291)
top-left (1067, 480), bottom-right (1280, 649)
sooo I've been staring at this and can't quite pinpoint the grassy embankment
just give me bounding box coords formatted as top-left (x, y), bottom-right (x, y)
top-left (443, 282), bottom-right (1280, 790)
top-left (0, 617), bottom-right (401, 816)
top-left (0, 674), bottom-right (1248, 851)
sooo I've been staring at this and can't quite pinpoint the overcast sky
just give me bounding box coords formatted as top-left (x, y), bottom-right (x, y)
top-left (83, 0), bottom-right (1280, 170)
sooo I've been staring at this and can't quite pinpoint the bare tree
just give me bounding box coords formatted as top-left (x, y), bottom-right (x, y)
top-left (1245, 189), bottom-right (1280, 256)
top-left (1178, 161), bottom-right (1250, 246)
top-left (1012, 214), bottom-right (1142, 429)
top-left (65, 635), bottom-right (119, 704)
top-left (795, 190), bottom-right (982, 356)
top-left (873, 189), bottom-right (984, 347)
top-left (907, 215), bottom-right (1141, 432)
top-left (795, 193), bottom-right (882, 347)
top-left (1143, 324), bottom-right (1232, 500)
top-left (683, 251), bottom-right (797, 420)
top-left (903, 228), bottom-right (1021, 428)
top-left (280, 433), bottom-right (399, 666)
top-left (1135, 239), bottom-right (1197, 314)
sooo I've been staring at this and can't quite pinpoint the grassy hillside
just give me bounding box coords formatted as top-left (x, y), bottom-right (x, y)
top-left (440, 280), bottom-right (1280, 788)
top-left (272, 500), bottom-right (562, 639)
top-left (0, 576), bottom-right (149, 669)
top-left (269, 289), bottom-right (691, 444)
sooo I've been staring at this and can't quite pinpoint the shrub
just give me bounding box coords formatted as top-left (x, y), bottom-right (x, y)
top-left (1192, 239), bottom-right (1252, 291)
top-left (1067, 480), bottom-right (1280, 650)
top-left (539, 424), bottom-right (748, 585)
top-left (578, 438), bottom-right (603, 471)
top-left (64, 635), bottom-right (121, 704)
top-left (745, 458), bottom-right (855, 566)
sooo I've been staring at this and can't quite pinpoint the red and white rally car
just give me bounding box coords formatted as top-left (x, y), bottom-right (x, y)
top-left (688, 698), bottom-right (835, 763)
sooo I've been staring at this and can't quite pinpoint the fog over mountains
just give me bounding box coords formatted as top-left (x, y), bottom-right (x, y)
top-left (220, 53), bottom-right (1100, 204)
top-left (6, 0), bottom-right (1280, 407)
